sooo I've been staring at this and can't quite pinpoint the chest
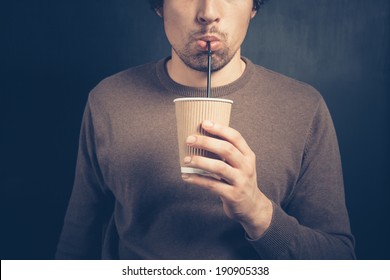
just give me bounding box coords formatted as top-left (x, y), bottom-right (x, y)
top-left (97, 98), bottom-right (306, 207)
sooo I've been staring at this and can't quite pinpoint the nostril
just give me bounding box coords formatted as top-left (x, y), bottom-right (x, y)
top-left (197, 16), bottom-right (208, 25)
top-left (197, 6), bottom-right (221, 25)
top-left (197, 15), bottom-right (220, 25)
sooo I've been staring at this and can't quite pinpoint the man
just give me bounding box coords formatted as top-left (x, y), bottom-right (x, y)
top-left (56, 0), bottom-right (355, 259)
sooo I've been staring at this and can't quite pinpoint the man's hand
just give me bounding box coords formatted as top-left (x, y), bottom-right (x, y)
top-left (181, 120), bottom-right (273, 239)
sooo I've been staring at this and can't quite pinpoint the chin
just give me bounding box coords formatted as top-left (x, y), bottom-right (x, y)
top-left (185, 52), bottom-right (232, 73)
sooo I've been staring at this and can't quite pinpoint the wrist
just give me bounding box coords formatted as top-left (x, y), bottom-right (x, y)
top-left (241, 193), bottom-right (273, 240)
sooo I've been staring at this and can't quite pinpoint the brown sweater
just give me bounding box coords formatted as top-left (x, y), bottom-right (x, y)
top-left (56, 57), bottom-right (355, 259)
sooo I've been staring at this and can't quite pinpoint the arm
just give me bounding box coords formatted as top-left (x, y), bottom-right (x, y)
top-left (181, 100), bottom-right (355, 259)
top-left (56, 100), bottom-right (112, 259)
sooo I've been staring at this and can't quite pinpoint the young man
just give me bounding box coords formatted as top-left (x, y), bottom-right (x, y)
top-left (56, 0), bottom-right (355, 259)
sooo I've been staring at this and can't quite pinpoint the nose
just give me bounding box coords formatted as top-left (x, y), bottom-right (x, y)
top-left (196, 0), bottom-right (221, 25)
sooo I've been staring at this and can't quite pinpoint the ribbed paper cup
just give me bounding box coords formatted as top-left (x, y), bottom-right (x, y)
top-left (174, 97), bottom-right (233, 175)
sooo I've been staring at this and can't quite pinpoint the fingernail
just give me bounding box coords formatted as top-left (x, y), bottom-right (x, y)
top-left (184, 156), bottom-right (192, 164)
top-left (203, 120), bottom-right (214, 128)
top-left (182, 174), bottom-right (191, 180)
top-left (186, 135), bottom-right (197, 144)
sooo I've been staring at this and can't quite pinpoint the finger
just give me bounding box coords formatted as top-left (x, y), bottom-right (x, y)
top-left (181, 173), bottom-right (235, 201)
top-left (201, 120), bottom-right (254, 158)
top-left (184, 155), bottom-right (239, 185)
top-left (186, 135), bottom-right (244, 169)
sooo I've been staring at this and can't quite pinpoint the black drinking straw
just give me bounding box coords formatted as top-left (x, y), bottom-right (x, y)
top-left (207, 41), bottom-right (211, 98)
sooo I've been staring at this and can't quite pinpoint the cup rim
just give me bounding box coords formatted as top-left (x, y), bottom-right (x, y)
top-left (173, 97), bottom-right (233, 104)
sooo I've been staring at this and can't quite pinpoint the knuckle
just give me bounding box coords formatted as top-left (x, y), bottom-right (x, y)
top-left (248, 165), bottom-right (256, 178)
top-left (215, 161), bottom-right (229, 174)
top-left (248, 165), bottom-right (257, 180)
top-left (244, 160), bottom-right (256, 177)
top-left (250, 150), bottom-right (256, 161)
top-left (224, 142), bottom-right (236, 157)
top-left (207, 179), bottom-right (219, 190)
top-left (231, 130), bottom-right (242, 143)
top-left (245, 151), bottom-right (257, 172)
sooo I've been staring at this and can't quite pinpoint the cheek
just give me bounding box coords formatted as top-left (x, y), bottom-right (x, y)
top-left (234, 16), bottom-right (251, 41)
top-left (163, 18), bottom-right (179, 44)
top-left (163, 12), bottom-right (188, 43)
top-left (164, 21), bottom-right (193, 49)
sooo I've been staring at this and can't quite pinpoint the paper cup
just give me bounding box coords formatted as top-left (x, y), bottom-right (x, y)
top-left (174, 97), bottom-right (233, 175)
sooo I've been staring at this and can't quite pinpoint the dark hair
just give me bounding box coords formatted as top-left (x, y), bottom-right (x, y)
top-left (149, 0), bottom-right (266, 12)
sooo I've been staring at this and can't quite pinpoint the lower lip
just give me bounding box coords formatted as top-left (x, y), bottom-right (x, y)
top-left (196, 40), bottom-right (221, 51)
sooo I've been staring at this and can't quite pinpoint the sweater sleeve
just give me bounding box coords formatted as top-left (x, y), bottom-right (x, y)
top-left (56, 99), bottom-right (113, 259)
top-left (248, 98), bottom-right (355, 259)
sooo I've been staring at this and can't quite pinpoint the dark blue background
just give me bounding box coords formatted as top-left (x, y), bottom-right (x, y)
top-left (1, 0), bottom-right (389, 259)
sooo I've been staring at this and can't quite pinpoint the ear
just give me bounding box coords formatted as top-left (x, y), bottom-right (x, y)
top-left (155, 8), bottom-right (163, 17)
top-left (250, 9), bottom-right (257, 19)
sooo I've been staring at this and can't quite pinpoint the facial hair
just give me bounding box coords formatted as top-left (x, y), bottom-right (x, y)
top-left (172, 27), bottom-right (237, 73)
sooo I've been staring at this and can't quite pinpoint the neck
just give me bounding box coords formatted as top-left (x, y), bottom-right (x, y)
top-left (166, 50), bottom-right (246, 88)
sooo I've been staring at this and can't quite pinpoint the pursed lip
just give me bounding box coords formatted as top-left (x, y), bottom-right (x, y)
top-left (196, 35), bottom-right (221, 42)
top-left (196, 35), bottom-right (221, 51)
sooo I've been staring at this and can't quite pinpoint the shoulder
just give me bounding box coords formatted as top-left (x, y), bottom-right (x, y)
top-left (251, 64), bottom-right (335, 138)
top-left (239, 59), bottom-right (332, 139)
top-left (253, 62), bottom-right (322, 105)
top-left (86, 60), bottom-right (162, 111)
top-left (92, 61), bottom-right (158, 96)
top-left (243, 59), bottom-right (325, 120)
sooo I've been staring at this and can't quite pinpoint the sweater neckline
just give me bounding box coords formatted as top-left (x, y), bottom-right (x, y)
top-left (156, 56), bottom-right (254, 98)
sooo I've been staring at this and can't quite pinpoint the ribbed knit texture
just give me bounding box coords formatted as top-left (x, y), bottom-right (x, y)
top-left (56, 57), bottom-right (355, 259)
top-left (157, 57), bottom-right (254, 98)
